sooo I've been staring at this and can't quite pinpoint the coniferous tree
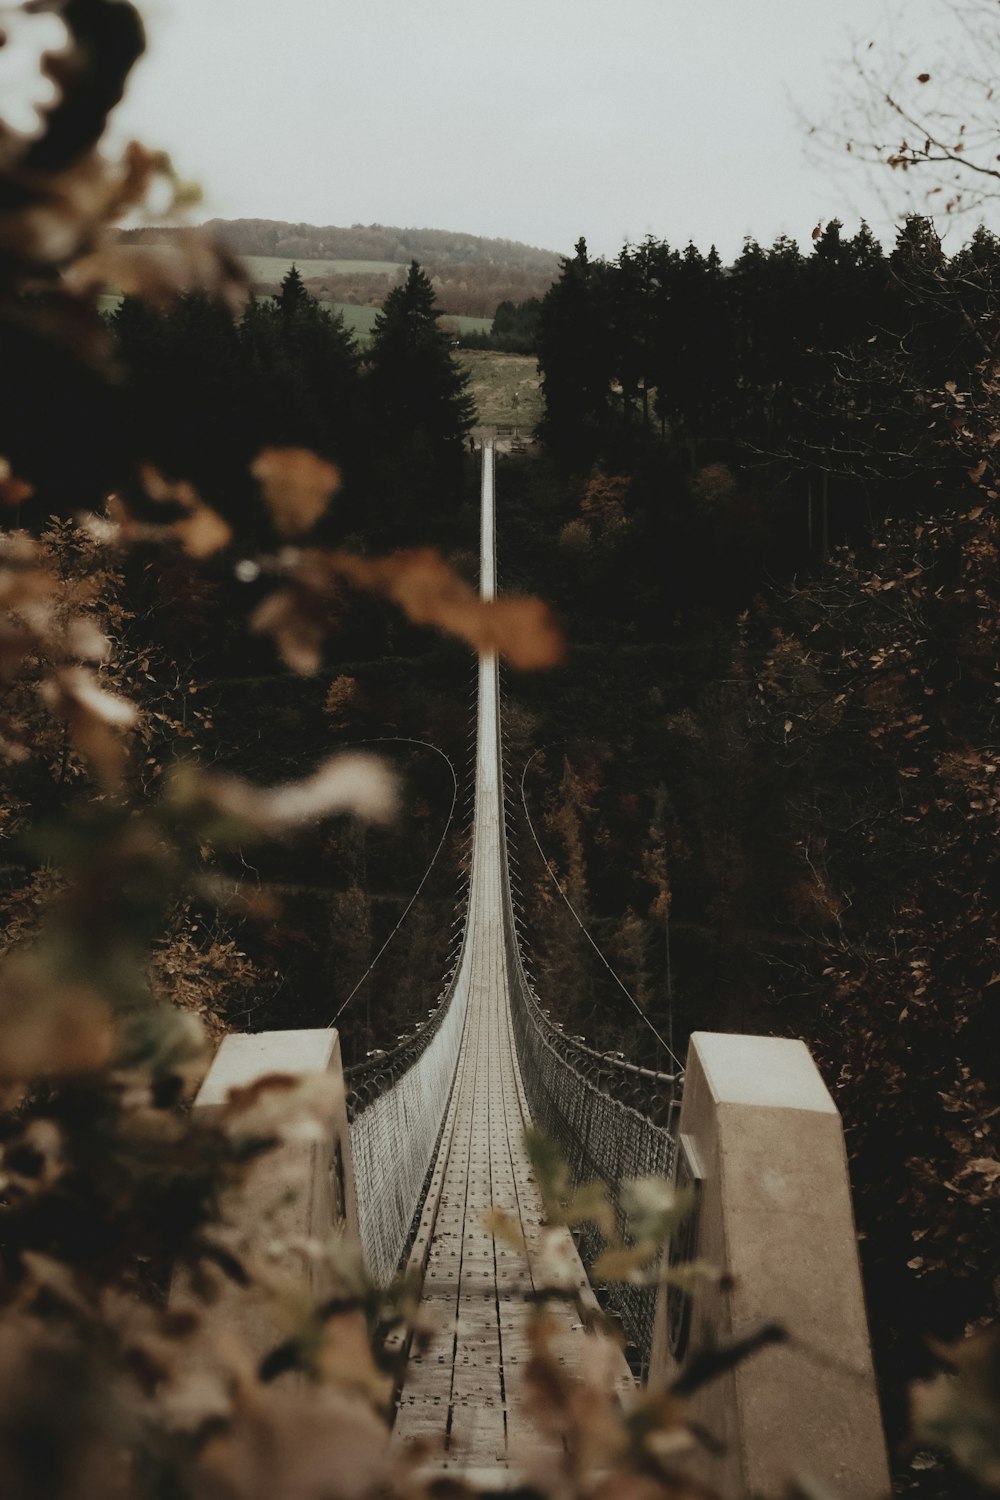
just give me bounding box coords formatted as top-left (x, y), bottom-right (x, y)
top-left (278, 263), bottom-right (310, 319)
top-left (536, 238), bottom-right (615, 467)
top-left (365, 261), bottom-right (474, 520)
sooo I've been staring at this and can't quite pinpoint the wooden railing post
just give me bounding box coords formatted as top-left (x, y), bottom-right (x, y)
top-left (649, 1031), bottom-right (890, 1499)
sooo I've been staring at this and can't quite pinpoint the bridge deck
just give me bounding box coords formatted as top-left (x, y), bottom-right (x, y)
top-left (392, 444), bottom-right (631, 1468)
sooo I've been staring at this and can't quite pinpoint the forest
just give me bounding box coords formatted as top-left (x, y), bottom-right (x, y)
top-left (0, 1), bottom-right (997, 1497)
top-left (509, 219), bottom-right (1000, 1483)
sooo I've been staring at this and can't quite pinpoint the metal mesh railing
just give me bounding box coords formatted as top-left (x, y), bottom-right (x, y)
top-left (347, 912), bottom-right (473, 1286)
top-left (501, 892), bottom-right (677, 1366)
top-left (343, 704), bottom-right (477, 1288)
top-left (495, 707), bottom-right (679, 1369)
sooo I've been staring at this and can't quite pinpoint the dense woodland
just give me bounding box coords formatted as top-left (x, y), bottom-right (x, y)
top-left (515, 217), bottom-right (1000, 1488)
top-left (0, 3), bottom-right (998, 1494)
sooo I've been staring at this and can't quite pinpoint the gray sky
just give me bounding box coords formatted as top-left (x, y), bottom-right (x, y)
top-left (111, 0), bottom-right (964, 260)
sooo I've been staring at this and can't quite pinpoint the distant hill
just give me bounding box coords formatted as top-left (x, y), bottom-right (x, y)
top-left (118, 218), bottom-right (563, 318)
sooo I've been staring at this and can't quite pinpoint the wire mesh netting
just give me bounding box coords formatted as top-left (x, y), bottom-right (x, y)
top-left (346, 926), bottom-right (472, 1286)
top-left (495, 678), bottom-right (680, 1369)
top-left (500, 869), bottom-right (677, 1366)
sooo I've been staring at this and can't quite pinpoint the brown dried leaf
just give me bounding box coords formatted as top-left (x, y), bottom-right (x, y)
top-left (250, 586), bottom-right (328, 675)
top-left (0, 964), bottom-right (114, 1079)
top-left (222, 1071), bottom-right (346, 1144)
top-left (38, 666), bottom-right (139, 787)
top-left (170, 753), bottom-right (397, 834)
top-left (174, 502), bottom-right (232, 559)
top-left (960, 1157), bottom-right (1000, 1184)
top-left (315, 1309), bottom-right (393, 1407)
top-left (0, 457), bottom-right (34, 508)
top-left (68, 228), bottom-right (247, 313)
top-left (65, 616), bottom-right (111, 662)
top-left (331, 547), bottom-right (565, 668)
top-left (194, 1384), bottom-right (389, 1500)
top-left (251, 448), bottom-right (341, 537)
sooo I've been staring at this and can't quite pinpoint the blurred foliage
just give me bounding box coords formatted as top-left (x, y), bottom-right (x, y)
top-left (0, 4), bottom-right (995, 1499)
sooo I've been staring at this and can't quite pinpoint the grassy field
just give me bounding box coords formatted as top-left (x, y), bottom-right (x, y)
top-left (458, 350), bottom-right (542, 430)
top-left (319, 306), bottom-right (491, 342)
top-left (243, 255), bottom-right (401, 281)
top-left (97, 294), bottom-right (490, 343)
top-left (324, 302), bottom-right (378, 337)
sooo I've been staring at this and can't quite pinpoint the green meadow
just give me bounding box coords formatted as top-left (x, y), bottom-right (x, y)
top-left (242, 255), bottom-right (401, 281)
top-left (457, 350), bottom-right (541, 429)
top-left (97, 292), bottom-right (491, 345)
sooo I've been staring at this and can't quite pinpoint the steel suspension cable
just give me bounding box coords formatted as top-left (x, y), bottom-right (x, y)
top-left (517, 743), bottom-right (685, 1074)
top-left (328, 735), bottom-right (462, 1030)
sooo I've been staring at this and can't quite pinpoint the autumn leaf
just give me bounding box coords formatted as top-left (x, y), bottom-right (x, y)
top-left (67, 229), bottom-right (248, 313)
top-left (221, 1070), bottom-right (346, 1145)
top-left (250, 585), bottom-right (331, 676)
top-left (323, 674), bottom-right (358, 722)
top-left (0, 960), bottom-right (114, 1079)
top-left (251, 448), bottom-right (341, 538)
top-left (331, 547), bottom-right (565, 668)
top-left (959, 1157), bottom-right (1000, 1184)
top-left (173, 502), bottom-right (233, 560)
top-left (167, 753), bottom-right (398, 836)
top-left (193, 1384), bottom-right (390, 1500)
top-left (0, 457), bottom-right (34, 508)
top-left (139, 467), bottom-right (232, 558)
top-left (252, 546), bottom-right (564, 672)
top-left (39, 666), bottom-right (139, 787)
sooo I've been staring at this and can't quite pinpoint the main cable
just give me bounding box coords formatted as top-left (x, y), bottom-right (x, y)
top-left (517, 744), bottom-right (686, 1074)
top-left (328, 735), bottom-right (462, 1030)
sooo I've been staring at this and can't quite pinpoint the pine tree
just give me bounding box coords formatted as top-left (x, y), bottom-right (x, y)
top-left (278, 263), bottom-right (310, 319)
top-left (536, 238), bottom-right (615, 466)
top-left (365, 261), bottom-right (474, 517)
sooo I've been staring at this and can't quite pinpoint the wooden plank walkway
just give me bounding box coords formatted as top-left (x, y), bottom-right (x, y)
top-left (391, 444), bottom-right (632, 1471)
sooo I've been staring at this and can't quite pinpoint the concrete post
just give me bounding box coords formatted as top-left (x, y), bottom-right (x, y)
top-left (649, 1032), bottom-right (890, 1499)
top-left (175, 1029), bottom-right (358, 1359)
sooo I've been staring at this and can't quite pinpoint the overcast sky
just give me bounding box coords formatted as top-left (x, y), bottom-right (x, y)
top-left (110, 0), bottom-right (966, 261)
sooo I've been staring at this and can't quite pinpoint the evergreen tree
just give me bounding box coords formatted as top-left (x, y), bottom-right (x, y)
top-left (365, 261), bottom-right (474, 519)
top-left (536, 238), bottom-right (615, 466)
top-left (278, 263), bottom-right (310, 319)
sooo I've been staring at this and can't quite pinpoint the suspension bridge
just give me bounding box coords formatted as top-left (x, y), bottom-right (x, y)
top-left (195, 441), bottom-right (891, 1496)
top-left (346, 440), bottom-right (674, 1465)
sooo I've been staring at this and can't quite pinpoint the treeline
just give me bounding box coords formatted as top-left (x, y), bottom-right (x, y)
top-left (511, 214), bottom-right (1000, 1485)
top-left (200, 217), bottom-right (561, 273)
top-left (88, 262), bottom-right (480, 1062)
top-left (459, 296), bottom-right (542, 353)
top-left (328, 267), bottom-right (549, 319)
top-left (118, 220), bottom-right (561, 317)
top-left (110, 262), bottom-right (474, 543)
top-left (538, 219), bottom-right (999, 520)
